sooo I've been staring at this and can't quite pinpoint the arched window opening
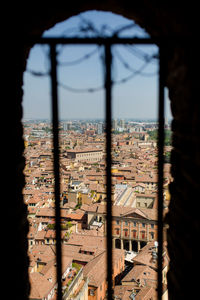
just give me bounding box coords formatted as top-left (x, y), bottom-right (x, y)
top-left (23, 10), bottom-right (171, 300)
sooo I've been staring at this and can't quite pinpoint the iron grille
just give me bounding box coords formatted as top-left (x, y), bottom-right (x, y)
top-left (33, 36), bottom-right (165, 300)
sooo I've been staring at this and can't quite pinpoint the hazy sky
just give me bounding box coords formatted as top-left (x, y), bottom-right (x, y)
top-left (23, 10), bottom-right (171, 121)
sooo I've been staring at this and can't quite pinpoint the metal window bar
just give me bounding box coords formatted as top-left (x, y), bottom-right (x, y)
top-left (104, 43), bottom-right (113, 299)
top-left (157, 45), bottom-right (165, 300)
top-left (49, 43), bottom-right (63, 300)
top-left (36, 36), bottom-right (165, 300)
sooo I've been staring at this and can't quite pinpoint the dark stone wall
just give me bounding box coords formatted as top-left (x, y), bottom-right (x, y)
top-left (166, 44), bottom-right (200, 299)
top-left (11, 1), bottom-right (200, 299)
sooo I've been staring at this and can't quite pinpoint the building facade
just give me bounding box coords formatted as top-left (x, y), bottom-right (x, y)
top-left (66, 149), bottom-right (103, 162)
top-left (87, 205), bottom-right (158, 253)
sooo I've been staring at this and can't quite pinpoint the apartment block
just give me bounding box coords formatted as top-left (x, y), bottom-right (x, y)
top-left (66, 148), bottom-right (103, 162)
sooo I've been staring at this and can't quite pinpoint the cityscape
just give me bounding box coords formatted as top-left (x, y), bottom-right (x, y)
top-left (10, 3), bottom-right (199, 300)
top-left (23, 118), bottom-right (171, 300)
top-left (22, 9), bottom-right (171, 300)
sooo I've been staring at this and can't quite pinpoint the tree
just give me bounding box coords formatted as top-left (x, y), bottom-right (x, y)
top-left (164, 151), bottom-right (171, 163)
top-left (147, 129), bottom-right (172, 146)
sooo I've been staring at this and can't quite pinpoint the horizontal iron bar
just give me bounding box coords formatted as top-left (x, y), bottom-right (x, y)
top-left (29, 36), bottom-right (159, 45)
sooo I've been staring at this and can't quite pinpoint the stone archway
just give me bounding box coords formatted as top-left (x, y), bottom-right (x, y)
top-left (140, 241), bottom-right (147, 249)
top-left (132, 240), bottom-right (138, 252)
top-left (12, 3), bottom-right (200, 300)
top-left (123, 239), bottom-right (130, 251)
top-left (115, 238), bottom-right (121, 249)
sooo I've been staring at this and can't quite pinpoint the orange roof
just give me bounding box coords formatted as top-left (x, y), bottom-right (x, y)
top-left (66, 212), bottom-right (85, 220)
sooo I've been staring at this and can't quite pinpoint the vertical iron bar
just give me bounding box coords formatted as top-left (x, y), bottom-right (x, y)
top-left (157, 45), bottom-right (165, 300)
top-left (49, 43), bottom-right (62, 300)
top-left (105, 43), bottom-right (113, 299)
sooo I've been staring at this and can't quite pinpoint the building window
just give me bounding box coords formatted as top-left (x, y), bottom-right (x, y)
top-left (89, 289), bottom-right (95, 296)
top-left (150, 232), bottom-right (154, 239)
top-left (124, 229), bottom-right (128, 237)
top-left (133, 230), bottom-right (137, 238)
